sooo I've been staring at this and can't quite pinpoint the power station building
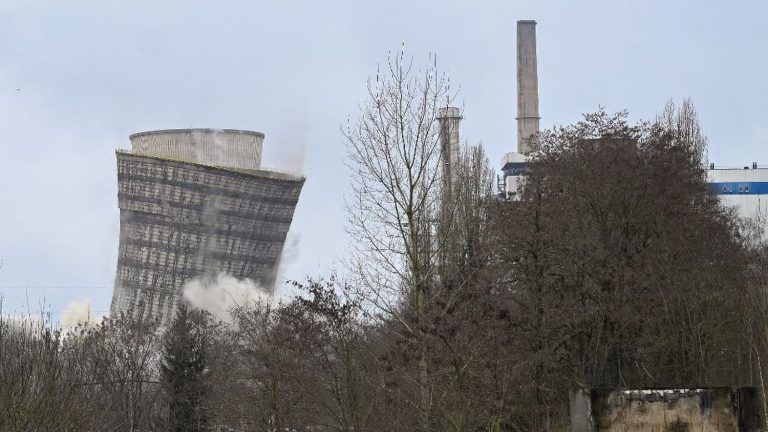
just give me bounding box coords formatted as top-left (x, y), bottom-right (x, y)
top-left (497, 19), bottom-right (768, 230)
top-left (708, 164), bottom-right (768, 224)
top-left (110, 129), bottom-right (304, 323)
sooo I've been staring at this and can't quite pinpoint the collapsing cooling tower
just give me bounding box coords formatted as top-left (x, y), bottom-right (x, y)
top-left (109, 129), bottom-right (305, 323)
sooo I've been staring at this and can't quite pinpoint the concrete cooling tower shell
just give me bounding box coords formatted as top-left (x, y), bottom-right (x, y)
top-left (129, 128), bottom-right (264, 171)
top-left (110, 129), bottom-right (304, 323)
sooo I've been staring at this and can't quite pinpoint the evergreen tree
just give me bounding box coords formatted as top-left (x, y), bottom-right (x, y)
top-left (160, 303), bottom-right (209, 432)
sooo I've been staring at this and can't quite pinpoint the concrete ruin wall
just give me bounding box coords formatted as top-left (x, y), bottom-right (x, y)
top-left (110, 149), bottom-right (304, 324)
top-left (570, 388), bottom-right (761, 432)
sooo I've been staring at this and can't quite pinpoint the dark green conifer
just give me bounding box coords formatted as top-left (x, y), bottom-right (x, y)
top-left (160, 303), bottom-right (209, 432)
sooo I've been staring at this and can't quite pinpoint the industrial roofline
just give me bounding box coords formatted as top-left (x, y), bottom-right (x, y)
top-left (708, 162), bottom-right (768, 170)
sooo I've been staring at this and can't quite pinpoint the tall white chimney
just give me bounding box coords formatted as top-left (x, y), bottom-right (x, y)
top-left (517, 20), bottom-right (540, 153)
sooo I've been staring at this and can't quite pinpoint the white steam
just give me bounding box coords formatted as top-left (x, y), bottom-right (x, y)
top-left (274, 125), bottom-right (307, 175)
top-left (182, 273), bottom-right (278, 323)
top-left (281, 139), bottom-right (306, 175)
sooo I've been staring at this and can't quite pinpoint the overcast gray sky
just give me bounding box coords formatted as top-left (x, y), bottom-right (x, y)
top-left (1, 0), bottom-right (766, 321)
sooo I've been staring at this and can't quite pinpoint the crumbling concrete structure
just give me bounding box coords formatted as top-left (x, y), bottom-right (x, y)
top-left (570, 388), bottom-right (761, 432)
top-left (109, 129), bottom-right (304, 323)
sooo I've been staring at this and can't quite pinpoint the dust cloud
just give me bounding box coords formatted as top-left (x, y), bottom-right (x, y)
top-left (60, 298), bottom-right (101, 328)
top-left (182, 272), bottom-right (279, 323)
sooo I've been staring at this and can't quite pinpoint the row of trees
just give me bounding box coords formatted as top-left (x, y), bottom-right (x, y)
top-left (2, 55), bottom-right (766, 431)
top-left (339, 53), bottom-right (768, 430)
top-left (0, 312), bottom-right (162, 430)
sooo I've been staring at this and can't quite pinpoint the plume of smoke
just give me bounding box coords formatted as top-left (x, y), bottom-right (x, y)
top-left (274, 125), bottom-right (307, 175)
top-left (281, 139), bottom-right (306, 175)
top-left (60, 298), bottom-right (102, 328)
top-left (182, 272), bottom-right (278, 323)
top-left (270, 230), bottom-right (301, 291)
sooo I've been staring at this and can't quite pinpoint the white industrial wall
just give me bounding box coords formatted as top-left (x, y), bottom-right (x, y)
top-left (708, 168), bottom-right (768, 222)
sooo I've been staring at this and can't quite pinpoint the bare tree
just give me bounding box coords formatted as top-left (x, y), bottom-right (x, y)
top-left (222, 300), bottom-right (309, 430)
top-left (657, 98), bottom-right (708, 165)
top-left (0, 315), bottom-right (87, 431)
top-left (70, 314), bottom-right (164, 431)
top-left (343, 48), bottom-right (452, 432)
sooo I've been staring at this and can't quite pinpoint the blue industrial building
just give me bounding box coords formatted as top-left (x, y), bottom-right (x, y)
top-left (708, 164), bottom-right (768, 223)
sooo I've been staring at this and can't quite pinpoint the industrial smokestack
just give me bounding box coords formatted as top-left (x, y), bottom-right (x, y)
top-left (436, 106), bottom-right (462, 191)
top-left (517, 20), bottom-right (540, 153)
